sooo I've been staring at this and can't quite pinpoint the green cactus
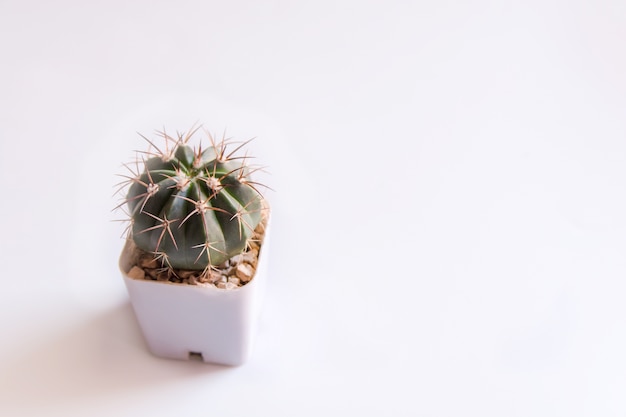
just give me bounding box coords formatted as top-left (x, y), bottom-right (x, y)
top-left (120, 127), bottom-right (267, 272)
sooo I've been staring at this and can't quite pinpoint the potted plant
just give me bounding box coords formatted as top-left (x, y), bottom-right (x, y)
top-left (116, 126), bottom-right (271, 366)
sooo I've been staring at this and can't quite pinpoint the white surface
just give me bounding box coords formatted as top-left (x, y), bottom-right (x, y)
top-left (1, 0), bottom-right (626, 416)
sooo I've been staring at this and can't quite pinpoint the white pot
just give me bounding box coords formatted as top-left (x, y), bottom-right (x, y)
top-left (119, 227), bottom-right (270, 366)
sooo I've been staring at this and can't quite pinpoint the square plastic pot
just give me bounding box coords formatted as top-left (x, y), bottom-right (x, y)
top-left (119, 227), bottom-right (270, 366)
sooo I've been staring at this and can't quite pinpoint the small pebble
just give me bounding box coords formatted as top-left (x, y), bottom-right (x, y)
top-left (235, 264), bottom-right (254, 282)
top-left (139, 256), bottom-right (159, 269)
top-left (230, 254), bottom-right (243, 265)
top-left (128, 266), bottom-right (145, 280)
top-left (208, 273), bottom-right (221, 284)
top-left (179, 270), bottom-right (195, 279)
top-left (242, 252), bottom-right (257, 265)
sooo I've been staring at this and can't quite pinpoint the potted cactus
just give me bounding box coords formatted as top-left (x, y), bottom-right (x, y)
top-left (116, 126), bottom-right (270, 366)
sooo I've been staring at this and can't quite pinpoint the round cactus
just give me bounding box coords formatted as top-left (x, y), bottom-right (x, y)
top-left (121, 127), bottom-right (266, 271)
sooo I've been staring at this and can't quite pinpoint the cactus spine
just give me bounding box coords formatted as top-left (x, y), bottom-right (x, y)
top-left (120, 127), bottom-right (266, 272)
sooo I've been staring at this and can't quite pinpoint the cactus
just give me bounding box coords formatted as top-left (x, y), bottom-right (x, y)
top-left (118, 126), bottom-right (267, 273)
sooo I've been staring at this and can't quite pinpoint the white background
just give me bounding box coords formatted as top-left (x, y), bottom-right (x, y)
top-left (1, 0), bottom-right (626, 416)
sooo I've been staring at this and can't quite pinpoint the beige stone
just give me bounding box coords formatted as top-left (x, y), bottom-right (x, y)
top-left (235, 264), bottom-right (254, 282)
top-left (139, 256), bottom-right (159, 269)
top-left (230, 254), bottom-right (243, 265)
top-left (128, 266), bottom-right (145, 280)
